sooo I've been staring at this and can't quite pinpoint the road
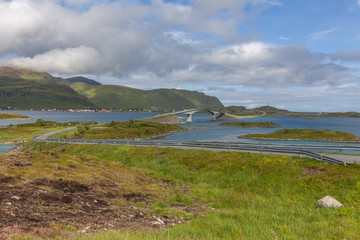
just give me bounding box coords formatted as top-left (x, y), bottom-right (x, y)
top-left (32, 127), bottom-right (360, 165)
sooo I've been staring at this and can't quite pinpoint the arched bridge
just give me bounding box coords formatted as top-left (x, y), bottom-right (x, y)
top-left (159, 109), bottom-right (225, 123)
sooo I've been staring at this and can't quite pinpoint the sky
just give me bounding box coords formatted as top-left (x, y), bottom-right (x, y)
top-left (0, 0), bottom-right (360, 112)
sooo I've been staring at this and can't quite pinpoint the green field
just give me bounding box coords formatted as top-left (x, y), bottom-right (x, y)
top-left (1, 122), bottom-right (360, 239)
top-left (55, 120), bottom-right (184, 140)
top-left (219, 121), bottom-right (281, 128)
top-left (0, 120), bottom-right (89, 143)
top-left (8, 141), bottom-right (358, 239)
top-left (240, 128), bottom-right (360, 142)
top-left (0, 112), bottom-right (30, 119)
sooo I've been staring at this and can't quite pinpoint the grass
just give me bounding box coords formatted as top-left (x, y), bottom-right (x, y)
top-left (19, 141), bottom-right (360, 239)
top-left (219, 121), bottom-right (281, 128)
top-left (0, 120), bottom-right (91, 143)
top-left (240, 128), bottom-right (360, 142)
top-left (55, 120), bottom-right (183, 140)
top-left (0, 112), bottom-right (30, 119)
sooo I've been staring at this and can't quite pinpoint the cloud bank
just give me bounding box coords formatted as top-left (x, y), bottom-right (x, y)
top-left (0, 0), bottom-right (360, 111)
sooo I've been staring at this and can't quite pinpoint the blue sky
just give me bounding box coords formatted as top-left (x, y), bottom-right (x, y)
top-left (0, 0), bottom-right (360, 111)
top-left (254, 0), bottom-right (360, 52)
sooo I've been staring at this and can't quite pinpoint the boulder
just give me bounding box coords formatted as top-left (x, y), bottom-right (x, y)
top-left (315, 195), bottom-right (343, 208)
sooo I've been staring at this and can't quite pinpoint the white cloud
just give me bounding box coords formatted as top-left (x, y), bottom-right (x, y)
top-left (0, 0), bottom-right (359, 112)
top-left (332, 50), bottom-right (360, 62)
top-left (279, 36), bottom-right (290, 40)
top-left (5, 46), bottom-right (101, 74)
top-left (309, 28), bottom-right (337, 40)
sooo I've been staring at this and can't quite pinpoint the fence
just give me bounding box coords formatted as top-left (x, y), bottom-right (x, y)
top-left (34, 136), bottom-right (356, 165)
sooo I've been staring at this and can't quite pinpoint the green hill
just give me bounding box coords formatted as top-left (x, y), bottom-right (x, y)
top-left (0, 68), bottom-right (97, 110)
top-left (0, 67), bottom-right (223, 111)
top-left (70, 82), bottom-right (224, 111)
top-left (65, 76), bottom-right (102, 86)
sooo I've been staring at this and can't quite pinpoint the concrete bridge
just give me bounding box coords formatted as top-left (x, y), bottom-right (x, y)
top-left (160, 109), bottom-right (225, 123)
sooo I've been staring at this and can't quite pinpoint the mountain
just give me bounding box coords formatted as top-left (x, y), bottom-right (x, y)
top-left (0, 68), bottom-right (97, 110)
top-left (0, 66), bottom-right (68, 84)
top-left (0, 67), bottom-right (223, 111)
top-left (70, 82), bottom-right (224, 110)
top-left (65, 76), bottom-right (102, 86)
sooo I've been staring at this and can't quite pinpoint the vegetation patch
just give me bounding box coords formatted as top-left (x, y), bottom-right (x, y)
top-left (239, 128), bottom-right (360, 142)
top-left (10, 142), bottom-right (360, 239)
top-left (0, 149), bottom-right (193, 239)
top-left (219, 121), bottom-right (281, 128)
top-left (55, 120), bottom-right (183, 140)
top-left (0, 120), bottom-right (93, 144)
top-left (0, 112), bottom-right (30, 119)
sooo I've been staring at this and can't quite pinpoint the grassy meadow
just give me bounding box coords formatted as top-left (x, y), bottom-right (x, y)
top-left (0, 112), bottom-right (30, 119)
top-left (219, 121), bottom-right (281, 128)
top-left (13, 141), bottom-right (360, 239)
top-left (0, 120), bottom-right (90, 143)
top-left (240, 128), bottom-right (360, 142)
top-left (55, 120), bottom-right (183, 140)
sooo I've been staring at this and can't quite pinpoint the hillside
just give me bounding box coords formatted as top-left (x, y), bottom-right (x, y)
top-left (70, 82), bottom-right (224, 110)
top-left (0, 67), bottom-right (223, 111)
top-left (0, 67), bottom-right (68, 85)
top-left (0, 76), bottom-right (97, 110)
top-left (65, 76), bottom-right (102, 86)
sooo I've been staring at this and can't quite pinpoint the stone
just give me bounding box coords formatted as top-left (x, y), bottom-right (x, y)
top-left (151, 221), bottom-right (162, 227)
top-left (11, 195), bottom-right (21, 201)
top-left (315, 195), bottom-right (343, 208)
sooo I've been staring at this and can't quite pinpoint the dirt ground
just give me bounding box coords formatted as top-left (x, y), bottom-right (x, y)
top-left (0, 151), bottom-right (199, 239)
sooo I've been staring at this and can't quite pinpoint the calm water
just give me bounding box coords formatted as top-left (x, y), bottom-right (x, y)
top-left (1, 110), bottom-right (360, 153)
top-left (0, 144), bottom-right (15, 154)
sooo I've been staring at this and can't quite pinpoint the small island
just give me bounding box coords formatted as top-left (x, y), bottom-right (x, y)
top-left (239, 128), bottom-right (360, 142)
top-left (219, 121), bottom-right (281, 128)
top-left (0, 112), bottom-right (31, 119)
top-left (55, 120), bottom-right (184, 140)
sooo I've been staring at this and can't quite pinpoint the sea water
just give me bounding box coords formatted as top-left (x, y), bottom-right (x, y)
top-left (1, 111), bottom-right (360, 145)
top-left (0, 144), bottom-right (15, 154)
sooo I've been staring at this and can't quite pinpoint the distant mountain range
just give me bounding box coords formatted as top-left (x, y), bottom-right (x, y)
top-left (0, 67), bottom-right (223, 110)
top-left (221, 105), bottom-right (360, 118)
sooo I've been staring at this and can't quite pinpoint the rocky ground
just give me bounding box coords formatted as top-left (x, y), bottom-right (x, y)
top-left (0, 151), bottom-right (202, 239)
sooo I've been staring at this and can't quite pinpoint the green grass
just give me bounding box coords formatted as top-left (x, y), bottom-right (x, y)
top-left (55, 120), bottom-right (183, 140)
top-left (219, 121), bottom-right (281, 128)
top-left (22, 142), bottom-right (360, 239)
top-left (240, 128), bottom-right (360, 142)
top-left (0, 120), bottom-right (91, 143)
top-left (0, 112), bottom-right (30, 119)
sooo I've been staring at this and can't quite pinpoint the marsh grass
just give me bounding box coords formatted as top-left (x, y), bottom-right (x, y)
top-left (0, 112), bottom-right (30, 119)
top-left (219, 121), bottom-right (281, 128)
top-left (23, 142), bottom-right (360, 239)
top-left (241, 128), bottom-right (360, 142)
top-left (0, 121), bottom-right (92, 143)
top-left (54, 120), bottom-right (183, 140)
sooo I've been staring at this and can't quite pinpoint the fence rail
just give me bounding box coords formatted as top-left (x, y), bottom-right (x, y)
top-left (34, 135), bottom-right (354, 165)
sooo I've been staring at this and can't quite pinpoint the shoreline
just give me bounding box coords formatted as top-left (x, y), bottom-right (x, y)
top-left (0, 143), bottom-right (19, 154)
